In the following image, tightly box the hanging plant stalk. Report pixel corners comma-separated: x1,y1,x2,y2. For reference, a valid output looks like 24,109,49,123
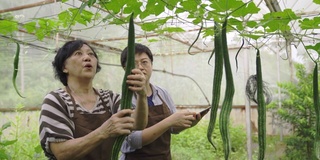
255,49,266,160
313,63,320,159
207,21,224,150
219,18,235,160
12,42,25,98
111,12,135,160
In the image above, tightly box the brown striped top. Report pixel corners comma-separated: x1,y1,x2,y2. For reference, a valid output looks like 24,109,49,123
39,88,121,159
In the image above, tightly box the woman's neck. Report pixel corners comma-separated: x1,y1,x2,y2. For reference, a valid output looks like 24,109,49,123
146,83,153,97
66,83,97,111
67,78,94,94
67,83,94,95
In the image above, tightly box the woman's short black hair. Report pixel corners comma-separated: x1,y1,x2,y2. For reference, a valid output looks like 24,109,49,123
120,43,153,67
52,39,101,86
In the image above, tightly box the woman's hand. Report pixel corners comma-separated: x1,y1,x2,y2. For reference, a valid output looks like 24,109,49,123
191,112,202,127
126,68,147,96
98,109,135,138
169,111,196,128
127,68,148,129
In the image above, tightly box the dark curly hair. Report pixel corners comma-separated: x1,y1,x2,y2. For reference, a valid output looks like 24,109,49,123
120,43,153,68
52,40,101,86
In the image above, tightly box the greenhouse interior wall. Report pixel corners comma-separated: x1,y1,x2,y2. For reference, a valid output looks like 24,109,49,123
1,34,308,135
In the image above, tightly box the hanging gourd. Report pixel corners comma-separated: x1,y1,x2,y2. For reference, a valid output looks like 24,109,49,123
111,12,135,160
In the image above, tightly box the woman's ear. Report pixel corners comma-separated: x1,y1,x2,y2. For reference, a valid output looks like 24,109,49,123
63,69,68,73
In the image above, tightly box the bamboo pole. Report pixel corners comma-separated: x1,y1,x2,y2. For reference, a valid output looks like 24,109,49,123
0,105,258,113
277,40,284,141
0,0,61,14
244,42,253,160
0,107,40,112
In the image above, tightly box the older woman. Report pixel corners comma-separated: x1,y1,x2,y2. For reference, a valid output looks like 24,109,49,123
39,40,148,160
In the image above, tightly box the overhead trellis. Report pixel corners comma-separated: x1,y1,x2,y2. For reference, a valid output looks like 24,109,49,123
1,0,320,159
0,0,319,56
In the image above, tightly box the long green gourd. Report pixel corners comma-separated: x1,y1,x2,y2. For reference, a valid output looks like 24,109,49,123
207,21,224,150
219,18,235,160
13,42,25,98
313,63,320,159
111,13,135,160
256,49,266,160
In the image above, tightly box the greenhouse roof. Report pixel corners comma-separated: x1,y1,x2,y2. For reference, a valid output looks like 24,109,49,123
0,0,319,56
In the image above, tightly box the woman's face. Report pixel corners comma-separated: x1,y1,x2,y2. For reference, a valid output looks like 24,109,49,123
135,52,152,82
63,44,98,81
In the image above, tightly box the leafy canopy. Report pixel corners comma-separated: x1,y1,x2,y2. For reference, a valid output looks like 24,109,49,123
0,0,319,44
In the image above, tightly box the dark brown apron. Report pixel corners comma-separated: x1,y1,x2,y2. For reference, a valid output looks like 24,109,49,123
125,96,172,160
67,87,116,160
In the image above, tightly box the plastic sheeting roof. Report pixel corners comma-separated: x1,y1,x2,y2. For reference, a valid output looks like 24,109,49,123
1,0,319,56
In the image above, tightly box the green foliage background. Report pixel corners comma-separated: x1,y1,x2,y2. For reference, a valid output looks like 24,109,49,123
0,110,44,159
268,63,320,159
1,111,248,160
171,120,247,160
0,111,262,160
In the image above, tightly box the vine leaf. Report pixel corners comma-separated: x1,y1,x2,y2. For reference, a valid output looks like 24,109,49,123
141,0,165,17
180,0,199,12
140,17,172,31
232,1,260,17
305,42,320,57
123,1,143,15
260,9,300,32
100,0,127,14
210,0,244,13
300,17,320,30
35,19,58,40
58,7,95,28
158,27,185,34
240,33,262,40
24,22,37,33
87,0,96,7
0,20,18,35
